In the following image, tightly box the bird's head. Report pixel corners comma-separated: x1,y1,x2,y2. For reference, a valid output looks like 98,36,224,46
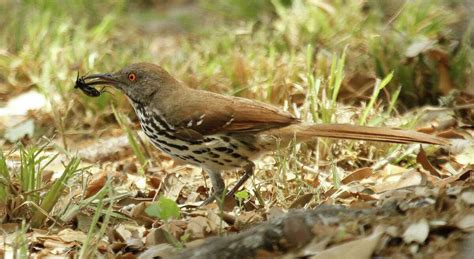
83,63,179,105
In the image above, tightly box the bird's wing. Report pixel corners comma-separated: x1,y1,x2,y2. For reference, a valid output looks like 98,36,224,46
164,90,298,140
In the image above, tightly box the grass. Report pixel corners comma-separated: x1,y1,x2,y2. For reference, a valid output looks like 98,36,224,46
79,180,114,258
0,142,82,227
1,1,469,127
113,105,149,171
359,71,394,126
0,0,471,256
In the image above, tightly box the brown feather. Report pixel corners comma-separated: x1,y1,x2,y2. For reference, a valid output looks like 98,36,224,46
152,88,298,139
265,123,447,145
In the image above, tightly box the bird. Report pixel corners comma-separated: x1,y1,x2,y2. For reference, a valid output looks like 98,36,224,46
81,63,446,205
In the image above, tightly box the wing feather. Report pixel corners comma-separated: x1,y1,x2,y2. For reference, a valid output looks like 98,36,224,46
157,89,298,140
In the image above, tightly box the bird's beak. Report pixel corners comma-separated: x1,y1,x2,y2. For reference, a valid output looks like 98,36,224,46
83,73,119,86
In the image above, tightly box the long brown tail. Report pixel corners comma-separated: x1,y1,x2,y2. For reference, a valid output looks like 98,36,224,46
268,123,447,145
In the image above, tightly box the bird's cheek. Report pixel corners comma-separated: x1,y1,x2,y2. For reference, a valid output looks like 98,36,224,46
124,87,136,98
115,83,127,92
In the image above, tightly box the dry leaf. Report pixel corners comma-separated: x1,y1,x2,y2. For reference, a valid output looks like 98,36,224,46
437,129,465,139
235,211,264,230
125,238,144,251
403,219,429,244
186,216,215,240
43,239,76,249
161,220,186,239
342,167,373,184
457,214,474,231
310,226,385,259
374,169,423,193
456,146,474,166
147,176,162,189
416,147,441,177
85,171,107,198
461,190,474,205
164,174,185,201
290,193,314,209
145,228,168,247
57,229,87,244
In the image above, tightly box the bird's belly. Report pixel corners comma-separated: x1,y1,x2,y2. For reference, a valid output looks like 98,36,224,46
140,124,250,171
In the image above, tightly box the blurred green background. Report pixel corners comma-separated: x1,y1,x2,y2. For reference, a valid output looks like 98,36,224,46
0,0,472,141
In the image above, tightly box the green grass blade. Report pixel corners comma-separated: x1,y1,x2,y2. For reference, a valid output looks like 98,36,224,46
30,157,81,227
112,105,148,170
359,71,394,126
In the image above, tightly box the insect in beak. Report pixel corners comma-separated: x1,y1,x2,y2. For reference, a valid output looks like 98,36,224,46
74,72,114,97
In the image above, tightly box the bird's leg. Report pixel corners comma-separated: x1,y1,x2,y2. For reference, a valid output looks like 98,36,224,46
200,170,225,206
225,161,255,199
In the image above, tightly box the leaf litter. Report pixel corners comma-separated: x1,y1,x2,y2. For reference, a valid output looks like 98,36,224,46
2,101,472,258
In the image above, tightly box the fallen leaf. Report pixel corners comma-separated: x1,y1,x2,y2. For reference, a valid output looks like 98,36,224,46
374,168,423,193
437,129,465,139
130,202,149,218
57,229,87,244
115,224,133,241
163,174,184,201
84,171,107,198
43,239,76,249
234,211,264,230
457,214,474,231
342,167,373,184
207,210,229,229
127,173,147,190
436,168,473,188
456,146,474,166
310,226,385,259
403,219,429,244
290,193,314,209
124,237,144,251
186,216,216,240
146,226,180,247
416,147,441,177
147,176,162,189
461,190,474,205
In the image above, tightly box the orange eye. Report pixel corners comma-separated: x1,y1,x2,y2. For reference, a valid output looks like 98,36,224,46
128,73,137,81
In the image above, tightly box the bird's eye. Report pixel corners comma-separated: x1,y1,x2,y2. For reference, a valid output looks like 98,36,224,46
128,73,137,81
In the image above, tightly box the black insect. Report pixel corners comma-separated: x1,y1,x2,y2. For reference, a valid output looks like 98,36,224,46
75,72,106,97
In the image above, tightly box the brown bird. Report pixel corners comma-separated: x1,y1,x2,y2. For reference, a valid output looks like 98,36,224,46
82,63,446,205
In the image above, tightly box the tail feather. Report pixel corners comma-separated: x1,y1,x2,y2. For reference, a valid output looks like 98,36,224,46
269,123,447,145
